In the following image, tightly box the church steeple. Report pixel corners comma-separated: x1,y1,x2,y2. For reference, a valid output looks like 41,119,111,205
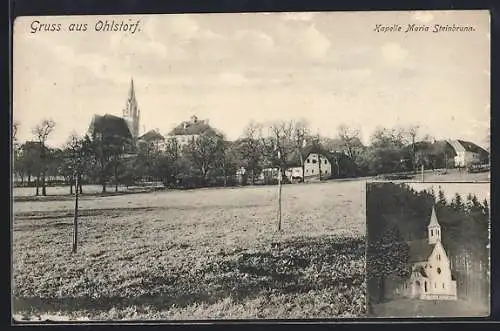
123,77,140,139
427,205,441,245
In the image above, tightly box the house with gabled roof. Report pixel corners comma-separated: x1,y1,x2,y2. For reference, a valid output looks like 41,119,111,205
447,139,489,168
285,144,335,182
166,115,218,147
394,206,458,300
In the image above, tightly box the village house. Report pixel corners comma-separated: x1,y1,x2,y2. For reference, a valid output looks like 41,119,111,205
285,145,334,182
447,139,489,168
393,206,458,300
166,115,217,147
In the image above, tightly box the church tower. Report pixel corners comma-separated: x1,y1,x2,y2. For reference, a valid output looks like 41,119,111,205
427,206,442,245
123,78,140,139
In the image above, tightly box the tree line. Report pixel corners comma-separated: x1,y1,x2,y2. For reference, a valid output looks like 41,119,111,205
13,118,463,196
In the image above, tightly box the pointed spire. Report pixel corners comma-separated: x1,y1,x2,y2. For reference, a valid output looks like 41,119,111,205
129,77,136,102
428,205,440,228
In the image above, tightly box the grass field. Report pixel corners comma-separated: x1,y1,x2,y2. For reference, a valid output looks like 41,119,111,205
12,181,367,321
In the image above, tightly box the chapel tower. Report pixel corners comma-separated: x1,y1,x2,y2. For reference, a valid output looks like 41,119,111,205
428,206,442,245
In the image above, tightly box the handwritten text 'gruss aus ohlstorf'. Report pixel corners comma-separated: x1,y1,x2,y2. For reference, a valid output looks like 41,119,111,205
29,19,142,34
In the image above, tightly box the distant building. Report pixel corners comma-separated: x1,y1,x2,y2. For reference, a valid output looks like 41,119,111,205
285,145,334,182
138,129,166,152
122,78,141,140
166,115,218,147
395,206,458,300
447,139,489,168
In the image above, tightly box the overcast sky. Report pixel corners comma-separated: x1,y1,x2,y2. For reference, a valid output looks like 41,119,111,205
13,10,490,148
408,182,490,205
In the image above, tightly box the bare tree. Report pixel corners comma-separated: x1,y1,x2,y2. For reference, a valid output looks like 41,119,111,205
337,124,363,162
262,121,295,180
32,119,56,196
292,119,310,182
238,121,265,184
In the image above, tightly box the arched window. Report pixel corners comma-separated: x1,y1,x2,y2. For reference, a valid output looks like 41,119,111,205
437,267,441,274
424,281,428,292
442,283,445,289
431,229,434,236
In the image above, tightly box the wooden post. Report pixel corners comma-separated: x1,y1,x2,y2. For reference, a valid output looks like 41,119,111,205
72,171,79,254
277,150,282,232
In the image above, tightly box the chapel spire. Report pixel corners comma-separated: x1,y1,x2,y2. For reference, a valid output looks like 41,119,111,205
427,205,441,245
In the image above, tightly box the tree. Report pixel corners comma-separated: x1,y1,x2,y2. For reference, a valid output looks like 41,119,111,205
292,119,310,182
184,132,225,185
368,127,410,174
262,121,295,180
88,115,132,193
236,122,265,184
337,124,364,163
32,119,56,196
62,134,88,195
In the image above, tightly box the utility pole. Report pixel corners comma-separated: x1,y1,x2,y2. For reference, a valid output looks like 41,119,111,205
421,164,424,182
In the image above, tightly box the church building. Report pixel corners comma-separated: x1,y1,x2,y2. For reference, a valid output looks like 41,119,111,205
395,206,458,300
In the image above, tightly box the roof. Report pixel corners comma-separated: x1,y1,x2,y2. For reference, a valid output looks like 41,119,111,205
287,144,333,167
407,239,435,263
139,130,164,142
88,114,132,139
413,140,457,156
168,116,217,136
428,206,440,228
448,139,489,156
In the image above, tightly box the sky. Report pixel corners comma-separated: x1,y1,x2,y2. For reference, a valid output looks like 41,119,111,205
13,10,490,148
408,182,490,204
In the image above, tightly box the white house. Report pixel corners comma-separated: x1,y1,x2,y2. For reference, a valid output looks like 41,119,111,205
166,115,216,148
447,139,489,168
283,145,334,182
303,152,332,180
395,206,457,300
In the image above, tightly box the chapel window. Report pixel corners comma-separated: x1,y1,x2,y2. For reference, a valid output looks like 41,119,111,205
437,267,442,274
442,283,445,289
312,159,317,164
307,159,310,163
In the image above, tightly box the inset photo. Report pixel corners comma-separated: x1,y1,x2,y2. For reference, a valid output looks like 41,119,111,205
366,182,490,318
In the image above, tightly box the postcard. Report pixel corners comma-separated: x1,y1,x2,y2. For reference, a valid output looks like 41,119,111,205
11,10,490,321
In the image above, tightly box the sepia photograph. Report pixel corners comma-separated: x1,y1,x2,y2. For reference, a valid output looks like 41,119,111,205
366,182,490,318
12,10,489,321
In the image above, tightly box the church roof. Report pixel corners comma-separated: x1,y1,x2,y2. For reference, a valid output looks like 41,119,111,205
428,206,440,228
407,239,435,263
88,114,132,139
